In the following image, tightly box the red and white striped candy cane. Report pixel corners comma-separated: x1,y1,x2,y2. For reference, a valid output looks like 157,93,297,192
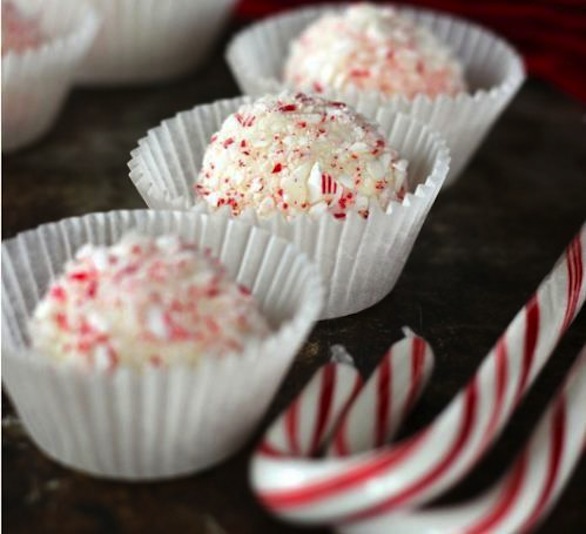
258,345,363,459
251,224,586,524
258,333,434,460
327,329,434,458
341,344,586,534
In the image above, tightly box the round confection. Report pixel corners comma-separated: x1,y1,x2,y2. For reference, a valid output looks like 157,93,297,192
284,3,467,99
196,92,408,220
29,233,271,370
2,1,43,56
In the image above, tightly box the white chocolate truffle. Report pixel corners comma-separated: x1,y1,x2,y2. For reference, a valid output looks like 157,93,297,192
29,233,271,370
284,3,467,99
196,92,408,220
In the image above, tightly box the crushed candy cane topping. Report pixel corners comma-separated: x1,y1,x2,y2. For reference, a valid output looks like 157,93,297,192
29,233,271,370
2,1,43,56
284,3,467,99
196,92,408,219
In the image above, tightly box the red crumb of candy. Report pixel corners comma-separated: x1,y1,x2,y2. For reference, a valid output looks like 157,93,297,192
150,355,163,367
50,286,67,301
312,82,324,93
55,312,68,330
349,68,370,78
235,113,256,127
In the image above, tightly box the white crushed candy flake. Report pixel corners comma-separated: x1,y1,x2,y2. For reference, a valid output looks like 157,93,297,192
196,92,408,220
309,202,328,216
91,249,109,271
330,344,355,366
93,345,112,372
76,243,94,259
29,233,270,370
86,312,108,332
146,305,169,339
338,174,354,189
394,159,408,172
284,3,467,100
155,234,180,251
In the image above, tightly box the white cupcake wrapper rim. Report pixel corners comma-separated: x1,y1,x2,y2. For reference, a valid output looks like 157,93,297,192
2,0,100,152
225,3,526,183
127,96,450,319
77,0,239,85
2,210,323,480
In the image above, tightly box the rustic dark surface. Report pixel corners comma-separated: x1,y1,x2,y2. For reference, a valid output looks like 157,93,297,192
2,27,586,534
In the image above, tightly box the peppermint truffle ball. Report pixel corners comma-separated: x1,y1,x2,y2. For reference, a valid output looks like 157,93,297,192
284,3,467,99
29,234,271,370
196,92,408,220
2,1,43,56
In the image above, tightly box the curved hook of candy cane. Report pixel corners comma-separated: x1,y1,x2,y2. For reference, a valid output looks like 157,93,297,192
251,224,586,525
256,345,364,460
327,329,435,457
254,333,433,488
339,344,586,534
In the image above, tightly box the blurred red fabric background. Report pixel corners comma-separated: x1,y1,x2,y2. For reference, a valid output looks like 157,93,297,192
235,0,586,103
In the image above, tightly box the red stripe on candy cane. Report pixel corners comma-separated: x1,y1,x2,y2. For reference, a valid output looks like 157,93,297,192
569,237,581,327
562,236,583,332
464,451,529,534
330,335,433,458
261,433,427,509
483,339,508,445
320,174,337,195
331,374,368,456
352,348,585,534
346,379,479,521
310,364,337,454
286,397,300,456
375,354,392,448
521,397,567,532
404,337,426,415
252,226,585,526
515,296,540,405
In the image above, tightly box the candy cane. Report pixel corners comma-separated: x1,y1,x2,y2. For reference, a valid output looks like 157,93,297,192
327,329,434,458
258,345,363,459
258,333,434,460
251,224,586,524
341,344,586,534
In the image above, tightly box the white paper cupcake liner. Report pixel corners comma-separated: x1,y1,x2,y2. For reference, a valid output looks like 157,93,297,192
77,0,238,85
1,210,323,480
127,96,450,319
2,0,100,152
225,3,525,184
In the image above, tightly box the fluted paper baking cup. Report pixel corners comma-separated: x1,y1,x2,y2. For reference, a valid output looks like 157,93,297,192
77,0,238,85
1,210,323,480
127,96,449,319
225,3,525,184
2,0,100,152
